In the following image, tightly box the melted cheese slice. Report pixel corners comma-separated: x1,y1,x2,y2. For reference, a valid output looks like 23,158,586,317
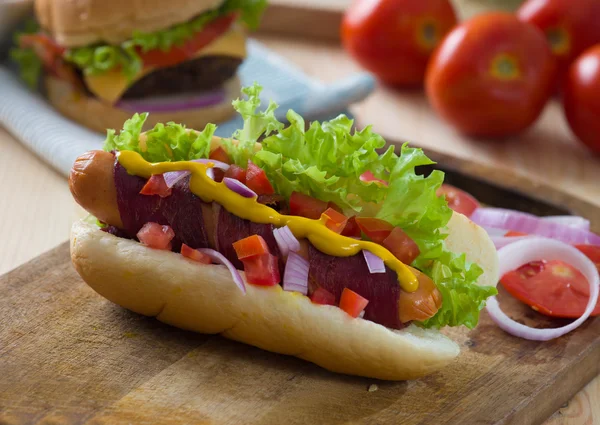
84,27,247,104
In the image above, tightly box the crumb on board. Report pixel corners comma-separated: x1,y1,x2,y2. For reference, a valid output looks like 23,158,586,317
368,384,378,392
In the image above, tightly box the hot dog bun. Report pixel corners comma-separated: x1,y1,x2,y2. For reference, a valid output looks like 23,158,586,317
72,217,485,380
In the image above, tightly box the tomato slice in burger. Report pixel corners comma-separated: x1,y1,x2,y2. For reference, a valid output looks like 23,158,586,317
501,259,600,318
138,13,237,68
436,184,480,217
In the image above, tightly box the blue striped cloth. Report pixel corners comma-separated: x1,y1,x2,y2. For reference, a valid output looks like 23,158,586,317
0,40,375,176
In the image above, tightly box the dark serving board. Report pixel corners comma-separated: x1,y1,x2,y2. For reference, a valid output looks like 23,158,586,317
1,156,599,425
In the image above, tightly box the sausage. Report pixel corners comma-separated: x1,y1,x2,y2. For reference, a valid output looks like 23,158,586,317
69,150,123,228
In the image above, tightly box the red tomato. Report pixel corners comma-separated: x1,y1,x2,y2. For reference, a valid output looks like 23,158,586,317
562,45,600,154
140,174,172,198
322,208,348,234
246,161,274,195
436,184,479,217
136,222,175,250
575,244,600,273
355,217,394,244
232,235,270,260
505,230,529,237
138,14,236,68
341,0,457,86
517,0,600,87
426,13,556,137
382,227,420,265
242,253,281,286
310,287,336,306
224,164,247,182
501,259,600,318
341,216,362,238
289,191,328,219
339,288,369,318
359,170,388,186
209,146,231,164
181,244,211,264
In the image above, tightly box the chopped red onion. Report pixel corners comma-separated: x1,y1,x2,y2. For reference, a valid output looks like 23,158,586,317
223,177,257,198
471,208,600,245
283,251,309,295
191,158,230,171
196,248,246,294
273,225,301,257
363,250,385,273
486,237,599,341
163,171,190,188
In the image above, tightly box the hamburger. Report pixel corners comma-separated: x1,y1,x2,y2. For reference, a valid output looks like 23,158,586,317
11,0,267,132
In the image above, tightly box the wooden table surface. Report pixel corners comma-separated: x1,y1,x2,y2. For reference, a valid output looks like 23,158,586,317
1,6,599,424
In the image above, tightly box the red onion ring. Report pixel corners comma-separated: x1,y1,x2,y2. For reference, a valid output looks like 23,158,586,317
363,250,385,274
471,208,600,245
486,237,599,341
196,248,246,294
115,89,226,113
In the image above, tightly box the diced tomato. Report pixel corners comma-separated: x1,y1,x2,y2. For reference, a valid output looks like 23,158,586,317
181,243,211,264
359,170,388,186
136,222,175,250
339,288,369,318
505,230,528,237
242,253,280,286
289,191,329,219
322,208,348,234
326,201,343,214
257,194,285,206
355,217,394,244
246,161,274,195
436,184,480,217
138,14,237,68
233,235,270,260
382,227,420,265
209,146,231,164
501,259,600,318
576,245,600,273
140,174,172,198
341,216,361,238
310,287,336,305
224,164,247,182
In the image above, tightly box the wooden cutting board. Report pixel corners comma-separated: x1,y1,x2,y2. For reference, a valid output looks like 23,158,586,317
1,218,599,424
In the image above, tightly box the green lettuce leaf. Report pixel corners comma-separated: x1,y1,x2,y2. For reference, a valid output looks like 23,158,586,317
104,112,215,162
9,20,43,88
64,0,267,77
103,83,497,329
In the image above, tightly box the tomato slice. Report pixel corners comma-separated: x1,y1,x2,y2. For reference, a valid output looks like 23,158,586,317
140,174,172,197
246,161,274,195
382,227,420,265
501,259,600,318
19,33,65,67
233,235,270,260
322,207,348,234
398,267,442,323
355,217,394,244
136,222,175,250
359,170,388,186
310,287,336,305
575,245,600,273
138,14,237,68
224,164,247,182
339,288,369,318
181,243,211,264
289,191,329,219
436,184,480,217
209,146,231,164
242,253,280,286
341,216,361,238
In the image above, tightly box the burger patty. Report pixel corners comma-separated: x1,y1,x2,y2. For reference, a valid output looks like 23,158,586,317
121,56,243,99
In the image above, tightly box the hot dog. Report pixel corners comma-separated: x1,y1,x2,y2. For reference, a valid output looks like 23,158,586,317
69,84,499,380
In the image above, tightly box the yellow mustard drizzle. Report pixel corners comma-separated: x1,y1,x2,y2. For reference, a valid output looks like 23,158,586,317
117,151,419,292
